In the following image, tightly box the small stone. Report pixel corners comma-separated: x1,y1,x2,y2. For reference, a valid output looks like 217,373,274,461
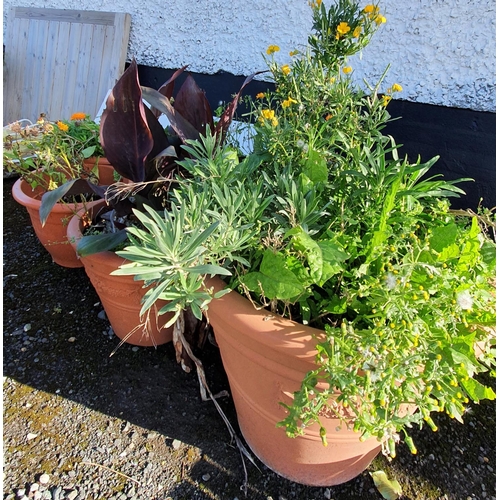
428,453,435,460
52,486,62,500
27,433,38,440
16,489,26,498
30,484,40,492
24,323,32,332
33,492,42,500
97,310,107,320
201,473,211,481
483,456,489,463
172,439,182,450
68,470,76,478
68,337,76,343
39,473,50,485
42,491,52,500
324,489,331,499
66,490,78,500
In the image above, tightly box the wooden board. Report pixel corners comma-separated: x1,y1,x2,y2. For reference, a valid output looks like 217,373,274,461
3,7,131,125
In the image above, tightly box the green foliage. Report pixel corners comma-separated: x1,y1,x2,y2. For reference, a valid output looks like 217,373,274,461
3,114,103,192
113,0,496,460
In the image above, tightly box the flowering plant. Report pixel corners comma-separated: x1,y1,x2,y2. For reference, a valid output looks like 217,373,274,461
108,0,496,459
3,113,103,192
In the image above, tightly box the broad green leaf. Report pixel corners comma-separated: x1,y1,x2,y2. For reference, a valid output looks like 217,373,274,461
480,240,496,267
302,148,328,184
317,240,348,283
286,227,323,283
240,249,304,300
369,471,402,500
430,223,458,252
461,377,496,402
76,230,128,256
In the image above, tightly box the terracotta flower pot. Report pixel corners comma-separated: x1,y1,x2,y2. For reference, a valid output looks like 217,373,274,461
66,201,173,347
83,156,116,185
205,276,381,487
12,177,85,268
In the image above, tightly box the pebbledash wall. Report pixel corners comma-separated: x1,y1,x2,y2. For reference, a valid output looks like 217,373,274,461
3,0,495,208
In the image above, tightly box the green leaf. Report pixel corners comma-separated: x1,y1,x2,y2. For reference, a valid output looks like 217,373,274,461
76,230,128,256
461,377,496,403
240,249,304,300
369,471,402,500
185,264,232,276
430,223,458,253
302,148,328,184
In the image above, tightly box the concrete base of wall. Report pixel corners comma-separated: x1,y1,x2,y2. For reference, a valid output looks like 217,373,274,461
138,65,496,210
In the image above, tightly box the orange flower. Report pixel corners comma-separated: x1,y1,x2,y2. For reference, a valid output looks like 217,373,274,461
256,92,266,99
56,121,69,132
70,112,87,121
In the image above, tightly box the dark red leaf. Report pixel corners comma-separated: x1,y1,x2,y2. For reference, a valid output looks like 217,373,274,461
214,71,265,144
100,59,152,182
174,74,214,135
151,65,189,119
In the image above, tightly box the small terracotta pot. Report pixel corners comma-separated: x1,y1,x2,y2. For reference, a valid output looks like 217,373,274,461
66,201,173,347
12,177,85,268
83,157,116,185
205,276,381,486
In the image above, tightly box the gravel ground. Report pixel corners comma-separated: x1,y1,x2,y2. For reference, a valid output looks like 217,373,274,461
3,177,497,500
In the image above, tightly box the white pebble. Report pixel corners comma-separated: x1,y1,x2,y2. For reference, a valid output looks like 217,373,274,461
33,491,42,500
29,483,39,492
39,473,50,485
202,473,211,481
27,433,38,441
68,337,76,343
172,439,182,450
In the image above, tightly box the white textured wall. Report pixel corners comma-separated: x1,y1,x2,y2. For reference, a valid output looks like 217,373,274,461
3,0,495,111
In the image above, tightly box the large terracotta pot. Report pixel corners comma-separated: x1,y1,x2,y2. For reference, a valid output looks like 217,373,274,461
205,276,381,487
83,156,116,185
66,202,173,347
12,177,85,268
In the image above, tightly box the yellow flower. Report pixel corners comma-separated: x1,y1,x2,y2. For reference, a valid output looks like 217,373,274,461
271,117,278,127
256,92,265,99
363,4,379,14
282,97,297,108
381,95,391,107
289,50,299,57
266,45,280,55
281,64,291,75
392,83,403,92
70,112,87,121
353,25,362,38
375,14,386,25
56,121,69,132
342,66,352,74
336,22,351,36
47,179,58,191
261,109,275,120
308,0,321,8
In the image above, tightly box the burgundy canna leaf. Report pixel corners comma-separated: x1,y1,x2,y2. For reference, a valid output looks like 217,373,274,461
151,65,189,119
174,74,214,135
100,59,152,182
141,86,200,143
214,71,266,144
